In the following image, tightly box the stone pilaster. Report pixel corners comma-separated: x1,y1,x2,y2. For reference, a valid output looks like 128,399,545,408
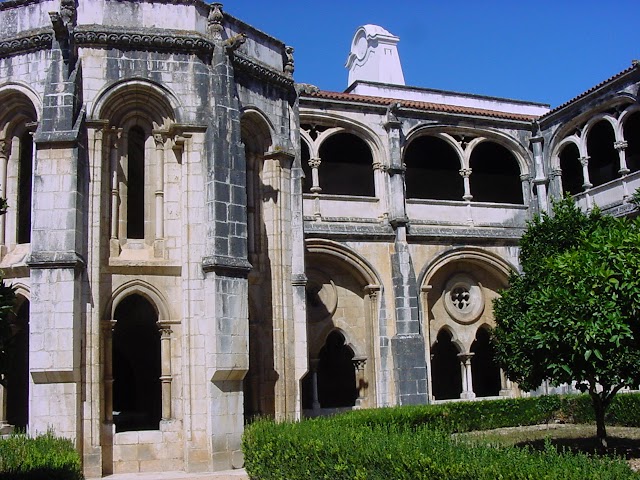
384,106,428,406
28,0,86,442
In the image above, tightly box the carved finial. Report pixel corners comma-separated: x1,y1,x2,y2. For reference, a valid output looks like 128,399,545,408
284,46,295,77
60,0,76,29
208,3,224,40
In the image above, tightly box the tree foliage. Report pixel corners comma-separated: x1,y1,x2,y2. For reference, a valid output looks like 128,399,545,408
492,197,640,446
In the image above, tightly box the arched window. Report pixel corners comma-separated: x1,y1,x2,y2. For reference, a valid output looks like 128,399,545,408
318,133,374,196
470,327,501,397
623,112,640,174
469,142,523,204
404,135,463,200
16,132,32,244
317,331,357,408
126,126,145,240
6,299,29,430
559,143,583,195
587,120,618,187
430,329,462,400
113,294,161,432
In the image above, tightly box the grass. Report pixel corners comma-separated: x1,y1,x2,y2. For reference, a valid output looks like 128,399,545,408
459,424,640,472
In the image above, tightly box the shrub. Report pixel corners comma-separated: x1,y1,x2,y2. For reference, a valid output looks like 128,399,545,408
244,394,640,480
0,431,83,480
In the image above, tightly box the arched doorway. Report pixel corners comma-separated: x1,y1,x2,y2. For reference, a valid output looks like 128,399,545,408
430,329,462,400
470,327,501,397
112,294,161,432
6,299,29,430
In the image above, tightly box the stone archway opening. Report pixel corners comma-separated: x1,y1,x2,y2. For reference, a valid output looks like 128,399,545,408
318,132,374,196
470,327,501,397
6,299,29,430
559,142,582,195
587,120,618,187
317,331,358,408
113,294,161,432
624,112,640,174
404,135,463,200
430,329,462,400
469,141,523,203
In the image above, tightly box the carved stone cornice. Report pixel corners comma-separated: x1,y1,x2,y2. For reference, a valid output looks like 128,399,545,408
73,26,214,55
232,51,294,90
0,30,53,57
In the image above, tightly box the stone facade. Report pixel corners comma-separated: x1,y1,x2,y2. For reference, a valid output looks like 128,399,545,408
0,0,639,477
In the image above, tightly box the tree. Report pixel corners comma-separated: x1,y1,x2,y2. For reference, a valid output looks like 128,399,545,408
493,198,640,448
0,197,16,388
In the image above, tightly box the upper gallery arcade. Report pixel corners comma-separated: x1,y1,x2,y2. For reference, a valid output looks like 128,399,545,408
0,0,639,477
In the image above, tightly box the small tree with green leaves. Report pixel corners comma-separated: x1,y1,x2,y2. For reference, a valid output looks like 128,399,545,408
493,197,640,448
0,197,16,388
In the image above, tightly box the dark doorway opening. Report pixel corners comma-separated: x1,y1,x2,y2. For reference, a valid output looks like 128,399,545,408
317,331,357,408
470,327,501,397
318,133,374,197
113,294,161,432
17,132,33,244
6,299,29,430
431,329,462,400
469,142,523,203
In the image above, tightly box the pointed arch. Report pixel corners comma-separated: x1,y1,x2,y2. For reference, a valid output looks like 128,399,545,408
106,280,172,322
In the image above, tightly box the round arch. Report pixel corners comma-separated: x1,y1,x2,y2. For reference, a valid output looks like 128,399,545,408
299,112,386,163
241,107,275,154
404,124,531,176
91,78,182,126
0,83,41,127
583,113,620,143
419,247,516,290
305,238,381,289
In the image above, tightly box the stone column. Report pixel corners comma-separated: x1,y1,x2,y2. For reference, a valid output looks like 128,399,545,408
310,358,320,412
353,357,367,407
308,157,322,221
101,320,116,424
615,140,629,175
158,322,173,420
549,168,563,199
153,133,166,254
109,128,122,257
460,168,472,201
530,135,548,212
579,156,592,189
0,139,8,246
373,161,388,220
458,353,475,400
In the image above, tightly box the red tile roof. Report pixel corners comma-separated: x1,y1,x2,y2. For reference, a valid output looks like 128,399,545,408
543,64,640,117
301,90,539,122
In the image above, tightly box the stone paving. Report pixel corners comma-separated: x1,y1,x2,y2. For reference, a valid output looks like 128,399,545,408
88,469,248,480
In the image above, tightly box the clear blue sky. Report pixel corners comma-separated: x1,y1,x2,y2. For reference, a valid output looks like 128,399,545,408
227,0,640,107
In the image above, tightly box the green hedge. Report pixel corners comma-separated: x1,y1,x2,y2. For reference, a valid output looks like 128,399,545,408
0,432,83,480
243,394,640,480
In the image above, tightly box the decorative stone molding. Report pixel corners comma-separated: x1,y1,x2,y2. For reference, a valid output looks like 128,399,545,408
443,273,485,325
614,140,628,151
232,52,295,89
0,31,53,56
307,158,321,169
74,27,214,55
202,254,252,277
372,162,388,172
550,168,562,178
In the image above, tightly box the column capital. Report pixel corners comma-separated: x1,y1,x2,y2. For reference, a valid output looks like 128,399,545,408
0,139,6,159
550,168,562,178
614,140,628,151
372,161,388,172
364,284,381,298
579,156,590,167
459,168,472,178
352,356,367,371
308,157,321,169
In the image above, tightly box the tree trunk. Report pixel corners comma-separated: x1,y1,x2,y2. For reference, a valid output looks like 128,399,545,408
590,393,608,449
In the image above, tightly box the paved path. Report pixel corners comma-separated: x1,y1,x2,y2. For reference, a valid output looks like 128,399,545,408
89,469,248,480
